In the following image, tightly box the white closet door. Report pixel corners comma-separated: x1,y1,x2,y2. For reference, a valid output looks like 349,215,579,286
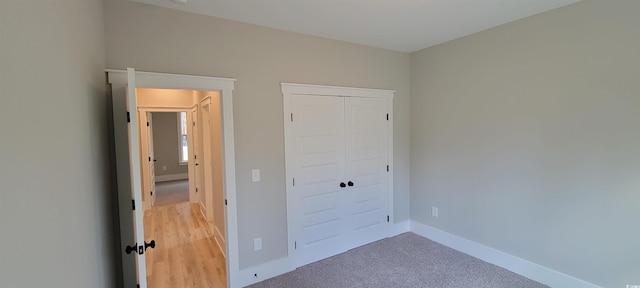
291,95,347,267
344,97,389,249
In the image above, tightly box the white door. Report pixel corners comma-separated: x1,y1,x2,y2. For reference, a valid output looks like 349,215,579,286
112,68,149,288
200,99,214,221
344,97,389,249
137,111,150,211
147,112,156,206
291,95,347,267
191,106,200,202
290,95,389,267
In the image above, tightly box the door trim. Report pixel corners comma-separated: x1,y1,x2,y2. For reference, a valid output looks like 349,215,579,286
281,83,395,270
107,69,239,288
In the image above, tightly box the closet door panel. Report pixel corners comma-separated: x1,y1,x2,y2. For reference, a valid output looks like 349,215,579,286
344,97,389,249
291,95,347,266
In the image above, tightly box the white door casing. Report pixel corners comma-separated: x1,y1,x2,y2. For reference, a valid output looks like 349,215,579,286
107,69,238,288
283,83,394,269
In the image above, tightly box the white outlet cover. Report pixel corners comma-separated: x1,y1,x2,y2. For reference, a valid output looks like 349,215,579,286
252,169,260,182
432,207,439,218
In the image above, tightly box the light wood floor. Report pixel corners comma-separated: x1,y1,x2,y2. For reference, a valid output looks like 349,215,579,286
144,202,227,288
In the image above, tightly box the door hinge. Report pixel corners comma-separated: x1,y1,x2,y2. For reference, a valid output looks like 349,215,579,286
225,199,228,205
386,165,389,172
194,154,197,160
127,112,131,123
293,178,295,186
193,121,195,126
148,156,151,162
146,122,149,127
291,113,294,122
387,215,390,222
294,241,297,250
150,191,153,196
386,113,389,121
196,188,198,192
132,199,135,210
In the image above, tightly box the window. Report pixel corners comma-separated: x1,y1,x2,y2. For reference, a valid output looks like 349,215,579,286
178,112,188,164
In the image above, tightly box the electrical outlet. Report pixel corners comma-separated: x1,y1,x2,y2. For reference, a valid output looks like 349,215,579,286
432,207,439,218
252,169,260,182
254,237,262,251
162,165,167,171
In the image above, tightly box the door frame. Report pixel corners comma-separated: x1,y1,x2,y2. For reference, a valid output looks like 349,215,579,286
281,82,395,270
108,69,239,288
138,108,196,209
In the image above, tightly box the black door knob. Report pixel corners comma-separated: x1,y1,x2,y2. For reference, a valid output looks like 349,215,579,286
347,181,354,187
125,243,137,254
144,240,155,251
340,182,346,188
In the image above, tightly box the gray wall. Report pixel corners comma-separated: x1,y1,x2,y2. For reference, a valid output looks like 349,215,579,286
152,112,189,177
0,0,114,287
410,1,640,287
105,0,411,269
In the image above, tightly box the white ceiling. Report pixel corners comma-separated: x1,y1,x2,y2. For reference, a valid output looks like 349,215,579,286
132,0,581,53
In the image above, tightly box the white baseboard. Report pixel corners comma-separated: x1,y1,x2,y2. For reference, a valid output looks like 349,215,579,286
237,257,293,288
390,220,410,236
410,221,601,288
155,173,188,182
214,225,226,258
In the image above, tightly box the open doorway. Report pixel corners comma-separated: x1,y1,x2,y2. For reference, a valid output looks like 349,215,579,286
136,88,227,287
108,69,239,288
149,112,189,207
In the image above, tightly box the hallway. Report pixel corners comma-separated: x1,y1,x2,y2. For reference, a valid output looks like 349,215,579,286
144,202,226,288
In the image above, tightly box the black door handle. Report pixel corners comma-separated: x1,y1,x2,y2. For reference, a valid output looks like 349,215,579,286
144,240,156,251
125,243,137,254
347,181,354,187
340,182,346,188
153,159,157,162
125,240,155,255
195,163,199,166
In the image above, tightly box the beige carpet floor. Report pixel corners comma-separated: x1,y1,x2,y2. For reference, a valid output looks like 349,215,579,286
249,232,549,288
154,180,189,206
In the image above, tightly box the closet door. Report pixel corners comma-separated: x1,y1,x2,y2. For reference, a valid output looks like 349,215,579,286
344,97,389,249
291,95,347,267
288,90,391,268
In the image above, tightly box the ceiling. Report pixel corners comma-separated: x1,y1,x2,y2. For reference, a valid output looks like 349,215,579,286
132,0,581,53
